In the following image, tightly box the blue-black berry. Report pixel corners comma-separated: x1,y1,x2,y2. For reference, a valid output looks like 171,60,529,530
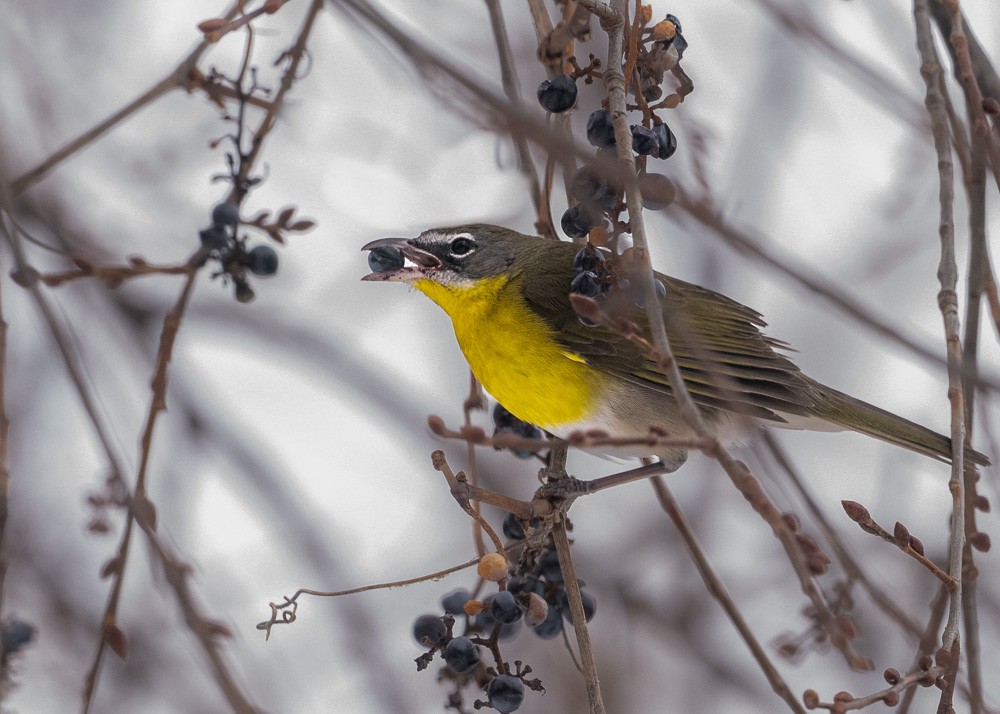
412,614,447,647
443,636,480,673
1,620,35,655
234,278,255,304
509,576,543,597
586,109,616,149
493,403,517,430
532,602,564,640
441,588,472,615
633,278,667,308
244,245,279,276
638,173,677,210
536,549,562,582
559,587,598,623
475,609,521,640
487,674,525,713
502,513,526,541
573,245,606,274
537,74,578,113
490,591,524,624
631,125,659,156
570,168,609,203
199,227,230,251
670,30,688,58
211,202,241,229
367,246,404,274
561,203,602,239
652,122,677,160
570,271,601,299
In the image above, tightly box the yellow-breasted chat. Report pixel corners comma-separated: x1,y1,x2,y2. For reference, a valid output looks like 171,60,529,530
362,224,990,471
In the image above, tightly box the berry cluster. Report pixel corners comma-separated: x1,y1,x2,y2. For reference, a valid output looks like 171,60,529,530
199,202,280,303
503,513,598,641
411,521,598,712
569,243,666,323
492,403,544,459
534,13,687,240
413,576,543,709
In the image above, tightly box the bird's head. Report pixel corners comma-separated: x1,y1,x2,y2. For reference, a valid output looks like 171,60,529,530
361,224,536,288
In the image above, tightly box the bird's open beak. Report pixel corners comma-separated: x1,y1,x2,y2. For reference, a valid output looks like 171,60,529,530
360,237,442,282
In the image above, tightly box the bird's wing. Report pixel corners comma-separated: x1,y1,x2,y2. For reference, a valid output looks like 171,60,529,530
522,266,821,423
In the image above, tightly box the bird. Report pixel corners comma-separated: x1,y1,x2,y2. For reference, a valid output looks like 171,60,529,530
362,223,990,471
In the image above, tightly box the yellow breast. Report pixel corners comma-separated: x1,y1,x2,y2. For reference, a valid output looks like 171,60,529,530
413,275,600,429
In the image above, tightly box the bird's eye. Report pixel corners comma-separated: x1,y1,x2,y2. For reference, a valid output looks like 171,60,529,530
449,236,475,256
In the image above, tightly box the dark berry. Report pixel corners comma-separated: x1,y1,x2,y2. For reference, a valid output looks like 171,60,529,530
512,420,542,441
502,513,526,541
671,31,688,58
508,576,544,597
199,227,230,251
536,74,578,113
490,590,524,624
494,426,537,459
570,271,601,299
573,245,606,274
633,278,667,308
443,636,480,673
441,588,472,615
560,203,603,239
536,549,562,582
487,674,525,713
570,168,609,203
475,610,521,640
412,614,447,647
492,403,517,430
652,122,677,160
559,587,598,623
1,620,35,654
234,279,255,303
631,125,659,156
586,109,616,149
244,245,279,277
638,172,677,210
532,602,564,640
367,246,404,274
211,202,241,229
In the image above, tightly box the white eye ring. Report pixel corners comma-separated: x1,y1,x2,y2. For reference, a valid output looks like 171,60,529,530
448,234,476,257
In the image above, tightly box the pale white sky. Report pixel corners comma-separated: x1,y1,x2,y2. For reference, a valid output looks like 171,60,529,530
1,1,997,712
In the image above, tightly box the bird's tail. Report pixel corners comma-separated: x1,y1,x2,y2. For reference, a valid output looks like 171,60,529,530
809,382,990,467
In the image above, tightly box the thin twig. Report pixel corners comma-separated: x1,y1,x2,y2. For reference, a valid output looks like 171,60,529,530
912,0,965,662
256,552,491,638
552,520,606,714
484,0,543,214
760,434,924,640
651,476,806,714
431,450,505,553
840,500,958,590
9,3,244,196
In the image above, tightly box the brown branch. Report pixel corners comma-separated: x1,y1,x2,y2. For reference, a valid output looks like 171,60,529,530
912,0,965,661
484,0,543,214
431,450,505,553
651,476,806,714
840,500,958,590
9,2,245,196
30,257,194,288
552,520,606,714
760,434,924,640
229,0,325,204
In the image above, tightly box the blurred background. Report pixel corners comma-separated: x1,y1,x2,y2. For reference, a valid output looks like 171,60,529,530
0,0,997,712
